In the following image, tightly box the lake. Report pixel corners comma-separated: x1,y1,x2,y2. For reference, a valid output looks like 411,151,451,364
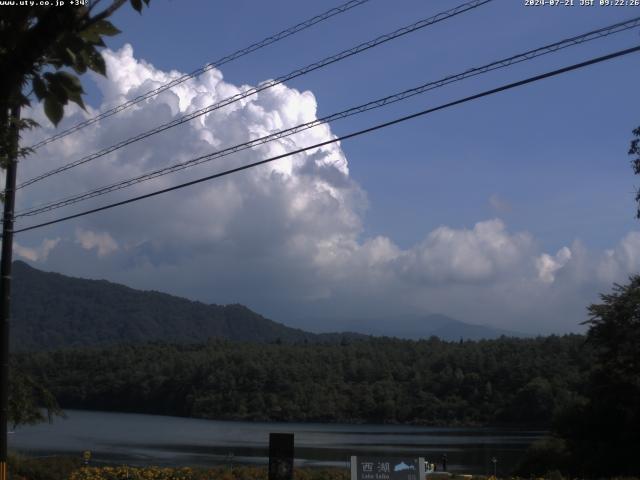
9,410,544,474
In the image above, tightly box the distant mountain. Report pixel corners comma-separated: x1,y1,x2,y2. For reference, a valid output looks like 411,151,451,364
10,261,365,351
298,313,526,341
427,316,526,341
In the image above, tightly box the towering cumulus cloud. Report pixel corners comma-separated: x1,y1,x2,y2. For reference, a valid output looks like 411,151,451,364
11,45,640,334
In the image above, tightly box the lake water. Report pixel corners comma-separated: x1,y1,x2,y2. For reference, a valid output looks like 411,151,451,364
9,410,544,474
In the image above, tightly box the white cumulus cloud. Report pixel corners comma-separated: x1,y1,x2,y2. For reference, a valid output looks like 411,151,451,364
10,44,640,335
75,228,118,258
14,238,60,263
399,219,533,284
536,246,572,284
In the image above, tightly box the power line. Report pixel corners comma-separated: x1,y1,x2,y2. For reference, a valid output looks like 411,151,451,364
17,0,493,191
14,15,640,219
20,0,490,189
10,44,640,236
28,0,373,150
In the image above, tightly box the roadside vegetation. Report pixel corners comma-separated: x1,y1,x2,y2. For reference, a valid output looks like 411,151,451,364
15,457,640,480
7,460,350,480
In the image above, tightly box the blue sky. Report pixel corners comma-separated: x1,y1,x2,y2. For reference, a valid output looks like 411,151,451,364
106,0,640,250
12,0,640,335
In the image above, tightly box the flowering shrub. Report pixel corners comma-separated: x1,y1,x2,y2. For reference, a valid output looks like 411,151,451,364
69,466,350,480
70,466,198,480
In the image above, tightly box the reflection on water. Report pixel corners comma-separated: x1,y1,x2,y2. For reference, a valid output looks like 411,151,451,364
9,410,545,474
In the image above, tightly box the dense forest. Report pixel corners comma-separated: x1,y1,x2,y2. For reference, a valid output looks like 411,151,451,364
11,261,367,350
16,335,591,426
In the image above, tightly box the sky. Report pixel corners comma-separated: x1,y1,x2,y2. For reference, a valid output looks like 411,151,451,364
9,0,640,335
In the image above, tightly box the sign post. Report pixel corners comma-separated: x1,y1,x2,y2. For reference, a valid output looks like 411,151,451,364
351,456,426,480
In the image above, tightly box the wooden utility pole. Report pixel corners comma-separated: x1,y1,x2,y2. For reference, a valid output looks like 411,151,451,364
0,103,20,480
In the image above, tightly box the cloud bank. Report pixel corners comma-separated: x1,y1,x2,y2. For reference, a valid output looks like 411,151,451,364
10,44,640,335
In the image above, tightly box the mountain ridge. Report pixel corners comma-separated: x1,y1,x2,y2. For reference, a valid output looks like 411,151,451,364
11,261,365,351
10,261,522,351
297,313,526,341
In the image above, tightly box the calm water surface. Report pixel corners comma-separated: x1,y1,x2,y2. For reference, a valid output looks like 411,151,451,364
9,410,544,474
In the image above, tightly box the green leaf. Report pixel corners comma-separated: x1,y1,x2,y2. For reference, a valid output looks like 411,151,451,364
88,50,106,76
130,0,143,12
67,89,86,111
79,29,99,43
91,36,106,48
72,55,87,74
32,75,47,100
91,20,121,37
46,77,69,104
62,47,76,65
44,96,64,126
54,71,83,93
78,27,106,46
50,71,86,111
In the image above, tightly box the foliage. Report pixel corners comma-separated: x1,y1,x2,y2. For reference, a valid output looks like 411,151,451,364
16,334,592,427
571,278,639,475
8,453,82,480
515,437,571,477
1,0,151,429
631,126,640,218
13,458,640,480
535,276,640,476
516,125,640,477
585,277,640,383
0,0,151,130
68,465,349,480
8,368,63,427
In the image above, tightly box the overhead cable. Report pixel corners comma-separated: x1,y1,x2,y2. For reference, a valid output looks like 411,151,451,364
17,0,493,190
15,16,640,219
11,44,640,236
28,0,373,150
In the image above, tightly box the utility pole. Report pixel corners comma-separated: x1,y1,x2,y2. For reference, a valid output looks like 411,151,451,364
0,103,20,480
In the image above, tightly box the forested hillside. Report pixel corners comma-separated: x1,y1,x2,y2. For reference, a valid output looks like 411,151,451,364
17,335,591,426
12,261,523,350
11,261,364,350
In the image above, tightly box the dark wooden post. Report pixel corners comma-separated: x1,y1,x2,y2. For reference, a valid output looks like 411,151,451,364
268,433,294,480
0,103,20,480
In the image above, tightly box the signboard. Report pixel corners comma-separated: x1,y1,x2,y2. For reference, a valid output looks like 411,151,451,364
268,433,294,480
351,457,425,480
